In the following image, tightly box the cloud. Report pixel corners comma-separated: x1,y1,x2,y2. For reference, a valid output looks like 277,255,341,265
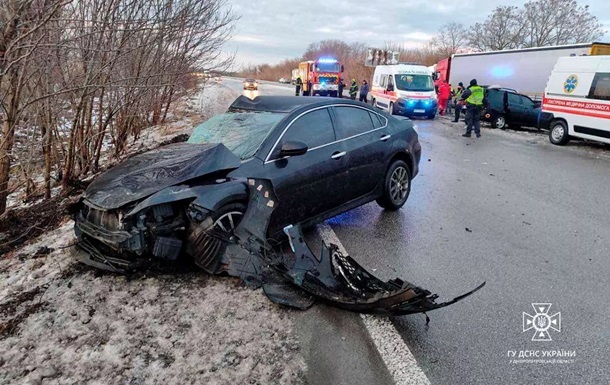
225,0,610,67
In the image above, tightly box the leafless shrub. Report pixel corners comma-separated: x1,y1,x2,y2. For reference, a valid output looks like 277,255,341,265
0,0,238,214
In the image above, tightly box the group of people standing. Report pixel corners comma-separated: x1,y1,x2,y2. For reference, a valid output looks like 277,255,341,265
344,79,369,102
295,77,369,102
437,79,485,138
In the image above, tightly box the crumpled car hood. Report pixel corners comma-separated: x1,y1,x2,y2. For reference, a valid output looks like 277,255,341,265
85,143,241,210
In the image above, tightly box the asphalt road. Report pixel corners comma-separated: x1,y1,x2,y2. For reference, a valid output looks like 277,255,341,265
328,119,610,384
219,77,610,384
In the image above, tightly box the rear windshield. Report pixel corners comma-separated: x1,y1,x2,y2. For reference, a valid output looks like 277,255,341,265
188,112,286,159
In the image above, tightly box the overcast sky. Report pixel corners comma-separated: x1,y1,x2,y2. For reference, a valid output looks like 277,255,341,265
224,0,610,68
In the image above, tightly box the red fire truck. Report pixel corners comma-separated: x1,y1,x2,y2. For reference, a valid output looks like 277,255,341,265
298,58,344,96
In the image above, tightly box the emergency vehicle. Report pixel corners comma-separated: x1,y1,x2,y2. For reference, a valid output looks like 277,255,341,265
298,58,343,96
543,56,610,146
371,64,437,118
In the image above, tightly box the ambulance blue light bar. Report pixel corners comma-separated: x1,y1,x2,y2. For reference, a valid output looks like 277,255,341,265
318,58,338,63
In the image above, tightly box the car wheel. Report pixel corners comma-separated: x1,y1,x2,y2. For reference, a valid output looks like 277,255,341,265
491,115,506,129
389,102,395,115
549,120,570,145
187,202,246,274
372,98,376,107
377,160,412,210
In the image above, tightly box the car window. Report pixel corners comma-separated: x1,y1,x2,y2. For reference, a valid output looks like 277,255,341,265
522,96,535,108
507,93,523,105
588,73,610,101
369,112,385,128
188,112,286,159
275,108,335,156
486,90,504,108
334,106,375,139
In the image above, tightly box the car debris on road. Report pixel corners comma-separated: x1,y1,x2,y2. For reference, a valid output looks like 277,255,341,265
74,175,485,316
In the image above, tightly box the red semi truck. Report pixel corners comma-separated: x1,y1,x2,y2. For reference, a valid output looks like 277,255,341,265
433,42,610,98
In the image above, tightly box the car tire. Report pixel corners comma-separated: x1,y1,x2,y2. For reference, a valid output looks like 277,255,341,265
389,102,395,115
549,120,570,145
188,202,246,274
377,160,412,211
372,98,376,108
491,115,506,129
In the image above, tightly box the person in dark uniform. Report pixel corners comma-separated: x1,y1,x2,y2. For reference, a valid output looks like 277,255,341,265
359,80,369,103
338,78,345,98
295,76,302,96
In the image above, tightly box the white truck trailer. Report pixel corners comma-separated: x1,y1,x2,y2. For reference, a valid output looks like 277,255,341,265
445,42,610,99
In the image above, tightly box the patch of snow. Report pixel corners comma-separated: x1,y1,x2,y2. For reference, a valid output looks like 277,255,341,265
0,221,306,384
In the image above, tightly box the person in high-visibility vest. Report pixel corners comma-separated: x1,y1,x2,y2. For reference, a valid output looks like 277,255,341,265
349,79,358,100
460,79,485,138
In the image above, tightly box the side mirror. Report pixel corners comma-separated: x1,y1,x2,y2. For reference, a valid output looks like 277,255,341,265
341,65,344,73
279,141,308,157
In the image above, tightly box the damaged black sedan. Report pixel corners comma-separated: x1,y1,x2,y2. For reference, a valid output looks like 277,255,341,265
74,96,422,274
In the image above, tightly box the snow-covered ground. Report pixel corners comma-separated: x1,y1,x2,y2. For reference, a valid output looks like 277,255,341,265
0,83,307,385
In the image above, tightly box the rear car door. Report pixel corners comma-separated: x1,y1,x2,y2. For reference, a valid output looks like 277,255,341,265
507,92,525,124
520,96,539,127
266,107,349,228
331,106,391,201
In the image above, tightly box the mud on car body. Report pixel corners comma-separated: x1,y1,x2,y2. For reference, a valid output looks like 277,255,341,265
74,96,422,274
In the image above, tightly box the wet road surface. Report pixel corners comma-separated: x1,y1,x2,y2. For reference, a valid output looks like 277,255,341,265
216,78,610,383
328,118,610,384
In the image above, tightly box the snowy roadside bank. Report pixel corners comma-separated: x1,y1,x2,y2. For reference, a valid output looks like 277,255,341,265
0,83,307,385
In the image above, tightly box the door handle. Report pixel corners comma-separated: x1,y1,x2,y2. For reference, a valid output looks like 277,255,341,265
331,151,346,160
380,134,391,142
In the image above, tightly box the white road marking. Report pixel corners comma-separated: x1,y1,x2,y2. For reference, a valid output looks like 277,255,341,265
316,223,432,385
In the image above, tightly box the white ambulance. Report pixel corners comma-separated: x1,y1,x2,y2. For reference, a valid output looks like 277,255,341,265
543,56,610,145
370,64,437,119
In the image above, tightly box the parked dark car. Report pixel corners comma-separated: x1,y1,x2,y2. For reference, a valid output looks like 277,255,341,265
482,86,553,130
73,96,421,273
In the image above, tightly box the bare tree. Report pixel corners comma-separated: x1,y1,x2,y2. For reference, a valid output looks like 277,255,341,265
521,0,604,47
430,23,468,57
0,0,237,215
467,6,526,51
0,0,67,214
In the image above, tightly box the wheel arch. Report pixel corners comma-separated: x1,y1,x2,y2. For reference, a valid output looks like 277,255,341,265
387,151,414,178
551,117,569,131
190,180,248,212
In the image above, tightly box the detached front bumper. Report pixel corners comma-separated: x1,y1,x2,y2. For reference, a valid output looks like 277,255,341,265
395,98,437,117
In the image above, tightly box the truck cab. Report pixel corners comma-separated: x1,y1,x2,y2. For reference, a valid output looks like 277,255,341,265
298,58,343,97
370,64,437,119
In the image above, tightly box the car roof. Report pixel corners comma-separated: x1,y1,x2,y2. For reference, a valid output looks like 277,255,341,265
228,95,372,113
